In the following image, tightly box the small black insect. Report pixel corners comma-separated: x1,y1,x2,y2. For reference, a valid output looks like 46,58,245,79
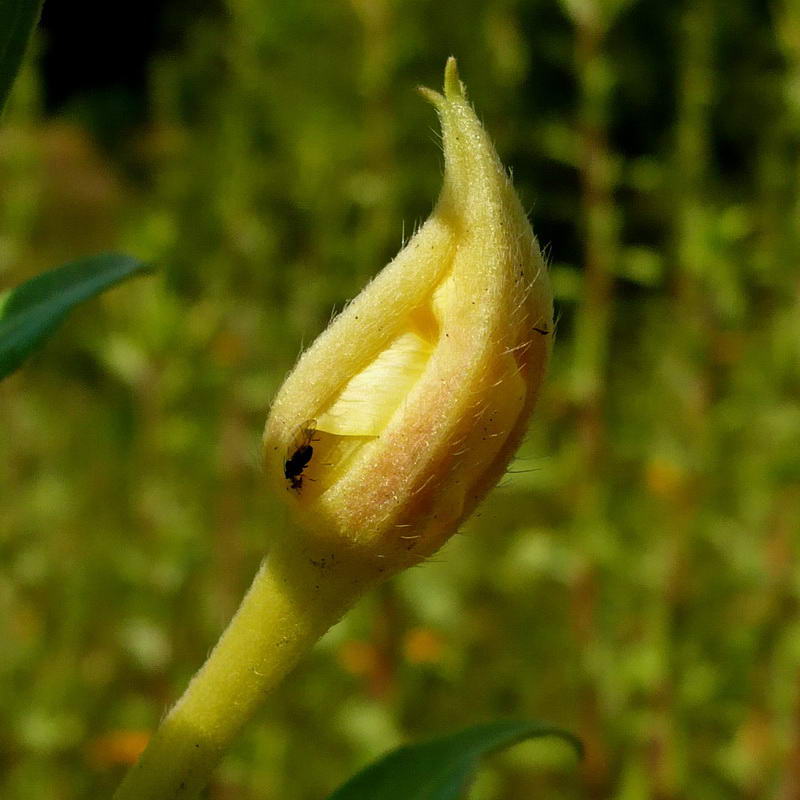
533,325,550,336
284,420,317,491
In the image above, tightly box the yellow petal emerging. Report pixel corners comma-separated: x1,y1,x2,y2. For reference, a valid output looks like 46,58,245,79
263,57,552,574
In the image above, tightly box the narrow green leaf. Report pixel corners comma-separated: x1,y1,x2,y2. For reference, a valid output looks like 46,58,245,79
326,720,582,800
0,253,151,380
0,0,44,113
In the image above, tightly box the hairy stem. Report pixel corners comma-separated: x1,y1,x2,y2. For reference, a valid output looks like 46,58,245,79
114,539,376,800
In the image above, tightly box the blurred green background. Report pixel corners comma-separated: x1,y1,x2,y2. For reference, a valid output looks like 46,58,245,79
2,0,800,797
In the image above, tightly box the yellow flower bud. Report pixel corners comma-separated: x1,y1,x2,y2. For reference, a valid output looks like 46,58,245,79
263,57,552,574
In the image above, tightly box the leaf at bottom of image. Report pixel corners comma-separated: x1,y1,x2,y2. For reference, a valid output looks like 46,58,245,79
325,719,582,800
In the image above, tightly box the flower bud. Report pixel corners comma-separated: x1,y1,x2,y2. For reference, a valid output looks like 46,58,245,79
263,57,552,574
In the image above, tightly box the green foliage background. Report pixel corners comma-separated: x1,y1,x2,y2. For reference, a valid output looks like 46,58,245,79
2,0,800,797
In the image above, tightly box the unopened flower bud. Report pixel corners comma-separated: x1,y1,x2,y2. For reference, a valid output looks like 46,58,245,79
263,57,552,575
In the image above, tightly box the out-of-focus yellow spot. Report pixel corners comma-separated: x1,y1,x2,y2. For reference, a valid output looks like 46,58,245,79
212,327,248,367
711,331,745,366
87,730,151,768
403,627,445,664
645,458,685,501
337,640,380,677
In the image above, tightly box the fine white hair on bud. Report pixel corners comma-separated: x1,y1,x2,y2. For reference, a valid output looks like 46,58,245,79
263,57,553,575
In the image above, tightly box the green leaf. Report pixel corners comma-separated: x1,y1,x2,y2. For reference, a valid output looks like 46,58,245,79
326,720,582,800
0,0,44,113
0,253,151,380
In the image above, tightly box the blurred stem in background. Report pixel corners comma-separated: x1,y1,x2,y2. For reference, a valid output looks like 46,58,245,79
768,4,800,796
560,0,621,794
351,0,400,268
648,1,716,796
782,0,800,234
674,0,713,315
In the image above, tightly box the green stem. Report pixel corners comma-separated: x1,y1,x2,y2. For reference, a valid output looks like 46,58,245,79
114,539,376,800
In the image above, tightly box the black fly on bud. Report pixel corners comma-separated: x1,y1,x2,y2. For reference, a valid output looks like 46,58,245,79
284,419,317,491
